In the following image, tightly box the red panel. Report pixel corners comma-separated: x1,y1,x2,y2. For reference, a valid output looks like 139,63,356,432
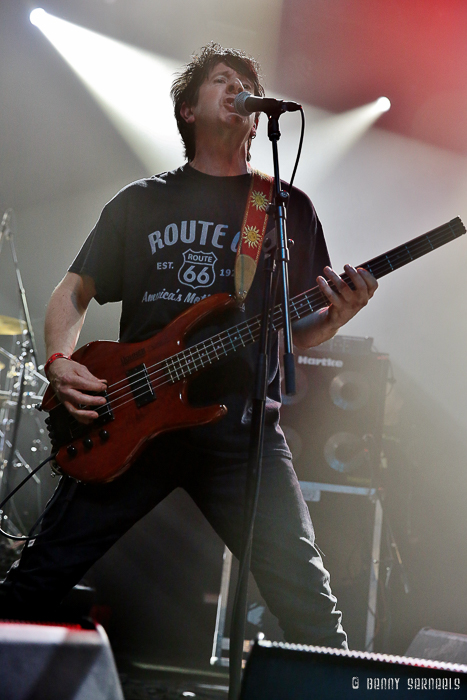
276,0,467,153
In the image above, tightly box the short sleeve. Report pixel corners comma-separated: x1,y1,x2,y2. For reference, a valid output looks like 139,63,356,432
69,193,126,305
286,186,331,298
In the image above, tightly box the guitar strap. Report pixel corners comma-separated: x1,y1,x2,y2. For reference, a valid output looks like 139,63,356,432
234,169,274,303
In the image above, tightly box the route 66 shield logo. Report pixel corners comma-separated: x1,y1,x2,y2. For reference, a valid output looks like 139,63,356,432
178,249,217,289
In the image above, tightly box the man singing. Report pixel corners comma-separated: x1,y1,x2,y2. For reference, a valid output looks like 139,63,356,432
1,43,377,649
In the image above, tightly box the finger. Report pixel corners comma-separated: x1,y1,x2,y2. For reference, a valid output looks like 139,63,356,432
317,275,345,306
64,388,107,407
78,365,108,386
62,375,107,394
357,268,378,295
71,366,108,389
343,265,368,291
322,267,354,302
62,401,101,424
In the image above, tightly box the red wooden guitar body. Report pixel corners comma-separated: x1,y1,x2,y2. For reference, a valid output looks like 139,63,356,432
41,293,235,483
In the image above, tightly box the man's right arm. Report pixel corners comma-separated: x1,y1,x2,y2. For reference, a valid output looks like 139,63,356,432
44,272,107,424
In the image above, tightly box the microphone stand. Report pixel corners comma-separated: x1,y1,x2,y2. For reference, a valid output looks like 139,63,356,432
228,106,296,700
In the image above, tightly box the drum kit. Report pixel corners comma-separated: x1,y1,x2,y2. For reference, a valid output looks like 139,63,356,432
0,210,52,575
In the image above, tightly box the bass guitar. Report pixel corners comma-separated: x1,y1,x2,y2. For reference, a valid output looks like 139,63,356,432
42,217,465,483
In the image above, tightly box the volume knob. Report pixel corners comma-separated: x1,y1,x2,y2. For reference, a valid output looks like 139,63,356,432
66,445,78,458
99,429,110,442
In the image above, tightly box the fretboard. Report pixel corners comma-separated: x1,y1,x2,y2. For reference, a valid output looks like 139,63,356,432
163,217,465,383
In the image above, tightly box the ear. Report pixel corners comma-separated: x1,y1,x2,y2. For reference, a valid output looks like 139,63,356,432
180,101,195,124
250,116,258,139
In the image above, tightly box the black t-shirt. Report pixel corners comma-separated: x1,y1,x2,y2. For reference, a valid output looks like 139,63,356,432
69,164,330,456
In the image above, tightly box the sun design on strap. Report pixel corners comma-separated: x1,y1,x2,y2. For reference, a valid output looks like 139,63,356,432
243,225,261,247
250,190,269,211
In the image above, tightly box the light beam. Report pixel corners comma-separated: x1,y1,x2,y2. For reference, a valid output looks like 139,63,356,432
29,8,182,171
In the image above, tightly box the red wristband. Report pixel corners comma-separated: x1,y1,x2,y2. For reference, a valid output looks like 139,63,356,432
44,352,70,376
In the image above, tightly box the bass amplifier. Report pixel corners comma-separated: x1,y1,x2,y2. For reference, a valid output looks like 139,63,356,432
281,336,389,487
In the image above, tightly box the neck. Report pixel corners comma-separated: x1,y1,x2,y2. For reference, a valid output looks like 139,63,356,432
189,132,250,176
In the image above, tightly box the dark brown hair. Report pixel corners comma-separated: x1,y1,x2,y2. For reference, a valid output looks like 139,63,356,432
170,42,265,162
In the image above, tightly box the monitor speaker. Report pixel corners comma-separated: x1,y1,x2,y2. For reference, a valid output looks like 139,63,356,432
406,628,467,665
281,337,389,486
240,639,467,699
0,620,124,700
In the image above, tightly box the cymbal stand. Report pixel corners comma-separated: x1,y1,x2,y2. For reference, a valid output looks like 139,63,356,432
0,209,40,544
0,210,38,366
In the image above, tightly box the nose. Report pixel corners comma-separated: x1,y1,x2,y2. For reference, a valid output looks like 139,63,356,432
228,76,245,94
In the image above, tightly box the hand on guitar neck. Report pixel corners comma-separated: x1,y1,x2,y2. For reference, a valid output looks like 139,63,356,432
293,264,378,349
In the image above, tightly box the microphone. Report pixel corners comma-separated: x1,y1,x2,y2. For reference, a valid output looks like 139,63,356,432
234,91,301,117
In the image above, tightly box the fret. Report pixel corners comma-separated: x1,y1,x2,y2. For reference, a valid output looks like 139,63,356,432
183,348,196,373
164,358,178,383
425,235,435,251
410,238,437,261
217,339,227,356
290,298,300,320
177,353,191,377
176,351,191,376
389,247,412,268
191,344,205,370
246,324,255,343
225,330,237,351
304,295,314,313
200,340,212,364
403,245,413,262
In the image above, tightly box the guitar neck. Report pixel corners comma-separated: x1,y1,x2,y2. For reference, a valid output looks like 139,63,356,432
289,216,465,324
170,217,465,377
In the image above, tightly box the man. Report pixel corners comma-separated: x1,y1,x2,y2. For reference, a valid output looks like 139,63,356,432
1,44,377,648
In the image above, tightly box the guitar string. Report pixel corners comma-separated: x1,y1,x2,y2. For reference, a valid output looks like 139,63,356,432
58,221,463,433
48,223,463,438
75,221,466,407
59,227,463,440
59,225,463,439
85,221,464,402
88,220,464,401
50,221,463,438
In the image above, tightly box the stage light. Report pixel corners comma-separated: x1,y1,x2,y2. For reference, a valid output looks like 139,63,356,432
29,9,182,171
376,96,391,112
254,97,393,190
29,8,47,26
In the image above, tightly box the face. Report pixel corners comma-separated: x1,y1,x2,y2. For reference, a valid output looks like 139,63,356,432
180,62,258,142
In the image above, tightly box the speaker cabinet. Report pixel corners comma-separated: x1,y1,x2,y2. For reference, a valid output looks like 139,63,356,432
281,337,389,486
0,620,123,700
406,628,467,665
240,640,467,699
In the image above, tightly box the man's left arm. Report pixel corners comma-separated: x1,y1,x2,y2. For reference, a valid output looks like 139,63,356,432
293,264,378,349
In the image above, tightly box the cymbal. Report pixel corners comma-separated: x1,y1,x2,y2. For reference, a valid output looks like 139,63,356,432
0,315,26,336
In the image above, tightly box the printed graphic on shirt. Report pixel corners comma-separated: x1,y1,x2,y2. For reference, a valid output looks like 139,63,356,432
147,220,228,255
143,215,276,307
178,249,218,289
